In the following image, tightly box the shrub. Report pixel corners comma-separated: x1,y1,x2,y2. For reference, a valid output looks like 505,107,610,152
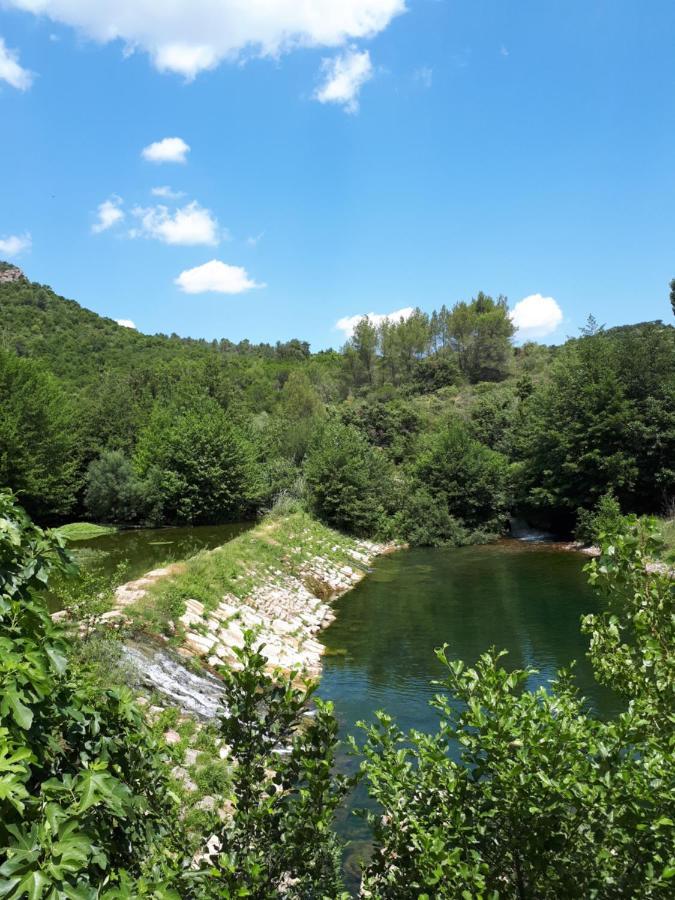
411,421,512,533
574,490,623,545
304,418,396,537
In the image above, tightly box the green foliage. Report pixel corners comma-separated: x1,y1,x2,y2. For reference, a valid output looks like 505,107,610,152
394,489,471,548
134,400,261,525
85,450,156,524
670,278,675,317
304,418,396,536
575,490,623,545
516,323,675,523
0,491,182,897
0,350,79,521
205,634,349,898
582,516,674,733
357,515,675,898
411,420,512,532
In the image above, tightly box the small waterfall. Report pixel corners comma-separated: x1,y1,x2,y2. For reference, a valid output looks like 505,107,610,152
509,517,555,543
122,641,226,719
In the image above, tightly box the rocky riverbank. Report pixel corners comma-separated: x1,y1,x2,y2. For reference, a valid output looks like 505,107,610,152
111,513,397,712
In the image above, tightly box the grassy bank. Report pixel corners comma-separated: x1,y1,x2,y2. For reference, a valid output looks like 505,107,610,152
55,521,118,541
131,510,387,638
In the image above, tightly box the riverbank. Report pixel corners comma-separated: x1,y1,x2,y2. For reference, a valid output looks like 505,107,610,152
113,512,396,685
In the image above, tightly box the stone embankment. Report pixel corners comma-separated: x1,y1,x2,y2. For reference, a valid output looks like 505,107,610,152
109,517,396,711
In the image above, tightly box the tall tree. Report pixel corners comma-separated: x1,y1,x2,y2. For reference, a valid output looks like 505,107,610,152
0,350,79,520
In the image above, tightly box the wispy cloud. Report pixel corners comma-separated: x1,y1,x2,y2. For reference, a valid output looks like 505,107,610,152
92,196,124,233
0,37,33,91
151,185,185,199
0,232,32,256
314,46,373,114
246,232,265,248
413,66,432,88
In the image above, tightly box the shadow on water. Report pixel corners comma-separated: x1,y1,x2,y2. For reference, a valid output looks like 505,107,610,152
66,522,253,582
317,539,621,893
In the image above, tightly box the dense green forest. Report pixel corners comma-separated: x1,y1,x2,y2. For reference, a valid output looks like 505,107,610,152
1,267,673,538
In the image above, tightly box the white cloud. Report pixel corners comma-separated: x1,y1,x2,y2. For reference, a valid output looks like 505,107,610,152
314,46,373,113
131,201,220,246
92,196,124,233
142,137,190,164
151,185,184,199
0,36,33,90
0,232,32,256
175,259,264,294
7,1,405,79
115,318,136,329
413,65,432,88
510,294,563,339
335,306,414,338
246,231,264,248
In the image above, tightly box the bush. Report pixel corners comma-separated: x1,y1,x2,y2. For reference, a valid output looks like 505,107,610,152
84,449,157,524
304,418,396,537
411,421,512,533
0,491,182,895
574,490,623,545
395,488,470,547
134,400,261,525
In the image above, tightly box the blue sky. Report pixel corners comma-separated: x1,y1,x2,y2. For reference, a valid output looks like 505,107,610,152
1,0,674,349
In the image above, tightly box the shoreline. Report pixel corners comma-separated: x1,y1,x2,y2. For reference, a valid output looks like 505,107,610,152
105,513,398,709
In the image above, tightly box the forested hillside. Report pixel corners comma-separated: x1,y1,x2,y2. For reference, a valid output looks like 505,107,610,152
1,267,673,537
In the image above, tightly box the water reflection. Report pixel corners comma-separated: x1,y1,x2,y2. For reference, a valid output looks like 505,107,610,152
317,540,622,882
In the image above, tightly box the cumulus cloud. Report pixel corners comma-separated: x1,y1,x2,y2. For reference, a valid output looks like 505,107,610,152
510,294,563,339
142,137,190,164
175,259,264,294
92,196,124,233
6,1,405,79
115,318,136,329
335,306,414,338
131,201,220,246
314,46,373,113
151,185,185,199
0,36,33,90
0,232,32,256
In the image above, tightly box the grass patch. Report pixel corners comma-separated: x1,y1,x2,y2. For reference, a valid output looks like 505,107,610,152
657,517,675,562
142,511,373,625
55,522,118,541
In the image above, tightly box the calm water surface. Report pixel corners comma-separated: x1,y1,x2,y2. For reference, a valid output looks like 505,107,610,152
67,522,252,582
316,540,621,881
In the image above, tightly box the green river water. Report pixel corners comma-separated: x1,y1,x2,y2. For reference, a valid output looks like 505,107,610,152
315,539,621,881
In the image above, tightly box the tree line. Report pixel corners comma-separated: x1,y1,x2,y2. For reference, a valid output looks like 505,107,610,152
0,272,673,540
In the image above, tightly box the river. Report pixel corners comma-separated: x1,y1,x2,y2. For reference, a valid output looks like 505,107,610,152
66,527,618,888
66,522,252,583
316,539,621,882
